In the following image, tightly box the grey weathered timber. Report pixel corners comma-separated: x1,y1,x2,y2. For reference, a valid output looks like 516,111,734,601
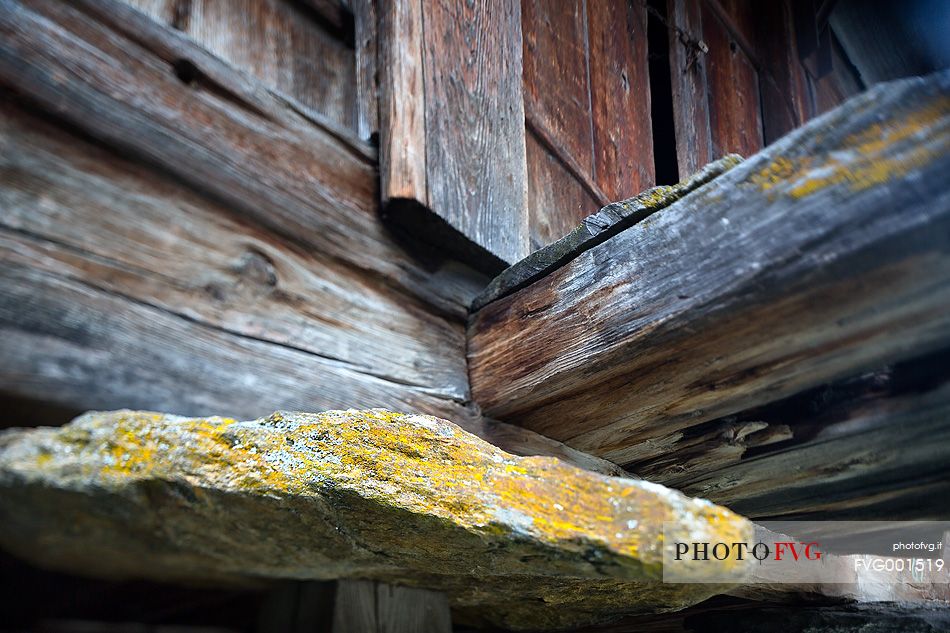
332,581,451,633
421,0,530,265
644,352,950,520
349,0,379,142
471,155,742,311
0,100,466,407
0,0,484,318
468,70,950,464
0,95,620,477
0,409,751,631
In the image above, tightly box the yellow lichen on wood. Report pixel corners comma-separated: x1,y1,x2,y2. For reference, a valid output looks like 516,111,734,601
749,96,950,200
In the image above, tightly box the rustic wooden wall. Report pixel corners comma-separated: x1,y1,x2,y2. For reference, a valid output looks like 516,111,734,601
122,0,368,136
0,0,627,474
521,0,654,251
667,0,863,178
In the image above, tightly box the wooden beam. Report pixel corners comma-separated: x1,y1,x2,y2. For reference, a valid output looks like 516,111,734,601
422,0,530,265
378,0,427,204
667,0,714,178
468,70,950,463
350,0,378,141
0,98,622,478
629,350,950,520
0,0,485,319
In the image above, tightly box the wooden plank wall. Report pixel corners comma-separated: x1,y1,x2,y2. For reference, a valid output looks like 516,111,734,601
668,0,863,178
521,0,654,251
122,0,376,139
0,0,630,476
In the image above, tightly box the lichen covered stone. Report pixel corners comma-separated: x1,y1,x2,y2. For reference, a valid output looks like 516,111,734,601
0,410,751,629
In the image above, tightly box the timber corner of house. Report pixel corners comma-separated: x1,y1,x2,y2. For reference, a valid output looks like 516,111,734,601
1,0,949,631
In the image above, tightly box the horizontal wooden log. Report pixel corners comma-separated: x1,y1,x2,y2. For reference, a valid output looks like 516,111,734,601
0,0,484,318
0,258,619,475
471,155,741,311
0,99,467,402
643,350,950,520
468,70,950,463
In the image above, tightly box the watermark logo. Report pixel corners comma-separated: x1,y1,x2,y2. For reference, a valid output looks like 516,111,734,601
662,521,949,584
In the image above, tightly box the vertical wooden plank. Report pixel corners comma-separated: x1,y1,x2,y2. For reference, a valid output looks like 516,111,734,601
667,0,714,178
701,1,764,158
331,580,377,633
525,129,600,250
330,581,451,633
752,0,810,144
587,0,654,200
422,0,529,264
351,0,378,141
377,584,452,633
521,0,593,180
378,0,427,203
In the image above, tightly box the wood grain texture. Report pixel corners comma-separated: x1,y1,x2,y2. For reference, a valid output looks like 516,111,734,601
122,0,359,131
661,353,950,520
350,0,378,141
743,0,811,145
422,0,529,264
667,0,714,178
331,581,377,633
0,6,622,474
0,0,488,318
376,584,452,633
521,0,594,181
587,0,654,200
524,127,600,251
120,0,173,22
701,0,764,159
186,0,356,130
378,0,427,204
0,101,468,403
522,0,653,247
468,71,950,463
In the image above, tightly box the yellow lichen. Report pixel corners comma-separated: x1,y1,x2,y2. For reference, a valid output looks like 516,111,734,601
749,96,950,200
74,409,749,577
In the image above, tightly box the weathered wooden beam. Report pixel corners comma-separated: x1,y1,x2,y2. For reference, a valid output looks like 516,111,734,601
642,350,950,520
468,70,950,464
0,98,621,477
470,155,742,311
379,0,529,267
378,0,426,205
667,0,714,178
0,0,481,318
421,0,529,266
349,0,378,141
0,409,750,631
